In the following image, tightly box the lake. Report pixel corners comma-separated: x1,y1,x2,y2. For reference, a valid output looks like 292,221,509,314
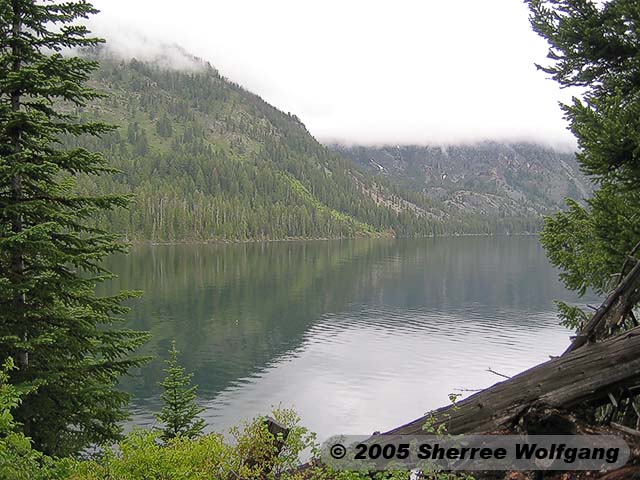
105,236,593,441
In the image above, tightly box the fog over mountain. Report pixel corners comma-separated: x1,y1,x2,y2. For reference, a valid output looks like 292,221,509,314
87,0,580,148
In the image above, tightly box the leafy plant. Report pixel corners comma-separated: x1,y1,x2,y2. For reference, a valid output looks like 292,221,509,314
68,406,319,480
419,394,475,480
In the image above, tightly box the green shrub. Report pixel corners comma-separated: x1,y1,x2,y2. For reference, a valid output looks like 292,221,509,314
68,406,317,480
67,429,232,479
0,359,70,480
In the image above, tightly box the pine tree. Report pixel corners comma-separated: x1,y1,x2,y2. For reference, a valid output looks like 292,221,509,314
156,341,206,441
0,1,148,455
528,0,640,329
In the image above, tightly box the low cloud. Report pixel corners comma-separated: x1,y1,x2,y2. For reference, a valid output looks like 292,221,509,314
87,28,205,71
88,0,578,148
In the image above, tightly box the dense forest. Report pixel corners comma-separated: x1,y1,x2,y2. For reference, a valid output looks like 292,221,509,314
66,53,546,242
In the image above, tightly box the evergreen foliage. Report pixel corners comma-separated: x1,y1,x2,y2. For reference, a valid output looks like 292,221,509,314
64,55,545,241
529,0,640,328
0,0,148,455
156,341,205,441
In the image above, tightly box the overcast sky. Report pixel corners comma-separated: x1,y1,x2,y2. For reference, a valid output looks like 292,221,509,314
88,0,577,148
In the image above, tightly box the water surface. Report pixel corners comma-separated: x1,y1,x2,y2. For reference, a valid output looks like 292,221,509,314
106,237,593,440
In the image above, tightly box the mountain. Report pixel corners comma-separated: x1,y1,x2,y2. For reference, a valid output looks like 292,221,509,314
65,51,580,241
333,143,592,219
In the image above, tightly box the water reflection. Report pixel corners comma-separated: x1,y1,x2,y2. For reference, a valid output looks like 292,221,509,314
104,237,595,439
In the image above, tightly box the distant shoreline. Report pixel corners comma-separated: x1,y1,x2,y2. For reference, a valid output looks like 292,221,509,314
125,232,540,247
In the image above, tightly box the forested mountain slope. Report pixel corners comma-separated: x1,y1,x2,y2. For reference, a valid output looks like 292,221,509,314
335,143,591,218
67,52,566,241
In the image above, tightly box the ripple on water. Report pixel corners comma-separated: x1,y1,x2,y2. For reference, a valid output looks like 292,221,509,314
120,238,594,441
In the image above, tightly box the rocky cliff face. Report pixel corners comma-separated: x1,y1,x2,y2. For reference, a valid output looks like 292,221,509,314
333,142,592,217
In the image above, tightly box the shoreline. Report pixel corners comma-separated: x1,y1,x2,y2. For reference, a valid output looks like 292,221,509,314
124,231,540,247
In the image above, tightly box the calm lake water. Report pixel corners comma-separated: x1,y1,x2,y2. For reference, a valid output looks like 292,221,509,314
106,236,594,440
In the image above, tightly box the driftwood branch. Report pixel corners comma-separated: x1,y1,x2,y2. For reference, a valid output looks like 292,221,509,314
611,422,640,438
617,240,640,286
486,367,510,379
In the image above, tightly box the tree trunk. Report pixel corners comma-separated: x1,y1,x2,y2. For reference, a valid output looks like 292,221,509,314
10,0,28,373
565,259,640,354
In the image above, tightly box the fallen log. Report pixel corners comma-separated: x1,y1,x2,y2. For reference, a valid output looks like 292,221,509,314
295,255,640,477
383,325,640,436
382,251,640,437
